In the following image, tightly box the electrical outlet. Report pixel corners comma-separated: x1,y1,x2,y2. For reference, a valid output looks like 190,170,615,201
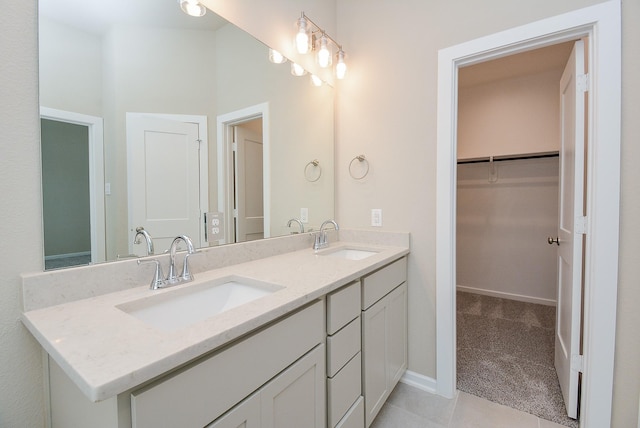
371,209,382,227
300,208,309,223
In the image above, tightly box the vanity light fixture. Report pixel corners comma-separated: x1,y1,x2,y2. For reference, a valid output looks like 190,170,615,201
310,74,323,87
316,34,332,68
335,49,347,80
291,62,307,76
293,13,347,79
179,0,206,17
295,16,312,54
268,49,287,64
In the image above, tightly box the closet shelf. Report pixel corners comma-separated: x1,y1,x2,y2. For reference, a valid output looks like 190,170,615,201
457,151,559,164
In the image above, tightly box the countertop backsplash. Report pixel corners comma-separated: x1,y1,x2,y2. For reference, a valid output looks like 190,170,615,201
22,229,409,312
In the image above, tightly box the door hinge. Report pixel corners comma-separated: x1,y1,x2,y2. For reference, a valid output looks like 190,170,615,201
577,73,589,92
575,216,587,235
233,208,238,218
571,354,584,373
232,142,238,152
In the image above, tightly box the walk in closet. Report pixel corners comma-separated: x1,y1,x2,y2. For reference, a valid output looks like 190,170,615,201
455,41,581,427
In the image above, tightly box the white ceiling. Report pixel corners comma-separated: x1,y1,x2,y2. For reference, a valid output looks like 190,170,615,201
459,41,576,87
39,0,228,35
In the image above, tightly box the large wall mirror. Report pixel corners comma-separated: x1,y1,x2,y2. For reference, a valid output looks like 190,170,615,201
39,0,334,270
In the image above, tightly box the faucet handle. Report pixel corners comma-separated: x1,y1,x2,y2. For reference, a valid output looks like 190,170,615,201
138,259,166,290
180,251,200,282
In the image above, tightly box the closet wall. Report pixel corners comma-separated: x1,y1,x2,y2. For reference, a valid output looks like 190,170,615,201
456,59,566,305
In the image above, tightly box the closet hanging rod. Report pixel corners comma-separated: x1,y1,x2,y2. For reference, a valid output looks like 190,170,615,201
457,152,559,165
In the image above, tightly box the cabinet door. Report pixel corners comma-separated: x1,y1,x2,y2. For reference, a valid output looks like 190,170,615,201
362,297,389,427
387,283,408,387
362,282,408,427
261,345,326,428
207,392,260,428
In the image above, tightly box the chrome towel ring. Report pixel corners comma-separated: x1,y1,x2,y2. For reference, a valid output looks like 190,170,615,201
349,155,369,180
304,159,322,182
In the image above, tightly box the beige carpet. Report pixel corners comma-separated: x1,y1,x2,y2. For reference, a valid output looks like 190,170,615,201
456,291,578,428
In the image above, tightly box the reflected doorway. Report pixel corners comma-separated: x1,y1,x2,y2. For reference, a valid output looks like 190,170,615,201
217,103,270,245
233,119,264,243
39,108,106,269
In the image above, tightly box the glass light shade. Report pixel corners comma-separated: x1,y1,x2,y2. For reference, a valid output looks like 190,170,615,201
310,74,323,87
291,62,307,76
295,18,311,54
268,49,287,64
335,50,347,79
316,35,332,68
179,0,206,17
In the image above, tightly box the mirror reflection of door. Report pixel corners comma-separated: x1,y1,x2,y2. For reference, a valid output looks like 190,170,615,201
233,119,264,243
126,114,205,256
41,119,91,269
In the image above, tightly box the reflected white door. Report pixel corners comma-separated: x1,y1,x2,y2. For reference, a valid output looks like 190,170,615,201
127,115,201,255
234,124,264,242
554,39,586,420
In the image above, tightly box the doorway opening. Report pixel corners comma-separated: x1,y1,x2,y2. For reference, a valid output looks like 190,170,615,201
217,103,270,245
39,107,105,268
454,41,579,426
435,2,621,427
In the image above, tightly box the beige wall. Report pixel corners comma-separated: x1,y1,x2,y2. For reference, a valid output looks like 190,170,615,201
1,1,638,427
0,1,46,427
335,0,638,426
457,158,559,303
613,0,640,425
457,70,561,159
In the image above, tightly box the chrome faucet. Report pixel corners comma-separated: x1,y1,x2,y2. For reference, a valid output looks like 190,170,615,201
137,235,198,290
133,227,154,255
167,235,196,284
287,218,305,234
314,219,339,250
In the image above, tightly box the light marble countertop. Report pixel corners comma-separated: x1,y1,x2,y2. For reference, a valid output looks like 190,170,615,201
21,239,409,403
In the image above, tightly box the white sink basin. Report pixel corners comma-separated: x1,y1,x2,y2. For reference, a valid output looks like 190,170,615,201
320,248,379,260
117,276,283,331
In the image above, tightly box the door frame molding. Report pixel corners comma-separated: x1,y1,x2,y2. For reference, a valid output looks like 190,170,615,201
435,1,621,425
216,103,270,244
125,112,209,249
40,107,106,263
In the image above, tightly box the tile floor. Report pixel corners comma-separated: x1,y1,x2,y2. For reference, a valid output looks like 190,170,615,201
370,382,569,428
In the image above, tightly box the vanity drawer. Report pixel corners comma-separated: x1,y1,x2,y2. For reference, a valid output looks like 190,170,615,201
327,352,362,428
327,317,361,377
361,257,407,310
327,280,361,334
335,396,364,428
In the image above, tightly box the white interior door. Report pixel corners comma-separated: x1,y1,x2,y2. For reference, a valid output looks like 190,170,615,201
554,39,586,420
127,115,202,255
234,124,264,242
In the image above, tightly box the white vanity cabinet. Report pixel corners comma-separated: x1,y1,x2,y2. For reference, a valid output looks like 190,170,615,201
361,257,408,427
48,300,325,428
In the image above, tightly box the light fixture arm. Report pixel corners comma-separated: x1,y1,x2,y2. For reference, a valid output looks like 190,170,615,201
300,12,343,52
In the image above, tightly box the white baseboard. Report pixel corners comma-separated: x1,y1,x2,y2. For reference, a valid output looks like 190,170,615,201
400,370,437,394
456,285,556,307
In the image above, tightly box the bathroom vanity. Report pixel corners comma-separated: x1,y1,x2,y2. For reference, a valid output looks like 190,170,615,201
22,231,409,428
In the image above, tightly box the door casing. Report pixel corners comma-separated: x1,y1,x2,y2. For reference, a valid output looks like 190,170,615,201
435,1,621,426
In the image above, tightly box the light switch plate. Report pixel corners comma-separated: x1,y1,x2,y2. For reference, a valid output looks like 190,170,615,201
371,209,382,227
300,208,309,223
